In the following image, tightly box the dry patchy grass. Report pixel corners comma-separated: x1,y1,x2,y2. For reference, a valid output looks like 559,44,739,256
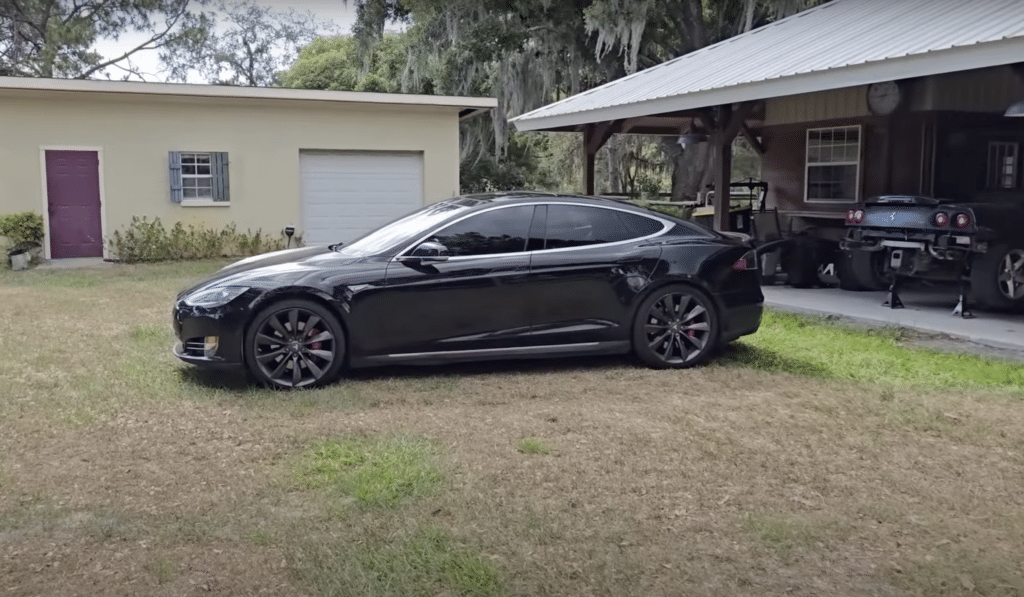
1,262,1023,596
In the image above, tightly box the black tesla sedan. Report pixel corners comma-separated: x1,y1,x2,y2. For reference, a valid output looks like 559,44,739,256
173,192,763,388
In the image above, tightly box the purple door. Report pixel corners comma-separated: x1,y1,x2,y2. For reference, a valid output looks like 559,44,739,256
46,150,103,258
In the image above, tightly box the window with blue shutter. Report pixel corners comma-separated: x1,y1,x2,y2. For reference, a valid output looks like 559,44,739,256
169,151,229,203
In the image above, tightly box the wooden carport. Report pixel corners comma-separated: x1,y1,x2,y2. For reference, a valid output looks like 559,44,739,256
510,0,1024,233
575,103,765,232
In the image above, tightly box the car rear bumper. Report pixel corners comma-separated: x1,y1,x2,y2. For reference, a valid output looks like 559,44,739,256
720,302,763,344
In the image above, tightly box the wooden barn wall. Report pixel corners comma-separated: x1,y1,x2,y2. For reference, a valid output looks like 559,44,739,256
915,65,1024,114
933,112,1024,202
762,116,928,212
760,125,806,212
765,65,1024,129
764,87,869,127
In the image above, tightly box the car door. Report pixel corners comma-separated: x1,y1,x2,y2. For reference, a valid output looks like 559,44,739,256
360,204,541,359
526,204,664,346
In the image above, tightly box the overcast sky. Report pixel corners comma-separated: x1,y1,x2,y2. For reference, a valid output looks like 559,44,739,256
92,0,358,82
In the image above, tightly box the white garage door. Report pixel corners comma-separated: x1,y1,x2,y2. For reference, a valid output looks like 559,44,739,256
300,151,424,246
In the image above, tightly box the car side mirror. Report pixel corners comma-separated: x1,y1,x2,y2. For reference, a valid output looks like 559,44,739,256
407,241,450,263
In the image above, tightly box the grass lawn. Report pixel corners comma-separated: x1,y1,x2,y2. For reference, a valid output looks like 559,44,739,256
1,261,1023,597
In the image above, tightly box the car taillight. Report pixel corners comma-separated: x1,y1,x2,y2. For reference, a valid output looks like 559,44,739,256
732,250,756,271
954,213,971,229
934,212,949,227
845,209,865,225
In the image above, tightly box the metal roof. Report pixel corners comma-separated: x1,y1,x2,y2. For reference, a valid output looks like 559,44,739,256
512,0,1024,131
0,76,497,115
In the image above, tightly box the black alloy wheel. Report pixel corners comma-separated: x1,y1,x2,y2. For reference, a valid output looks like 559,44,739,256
633,285,718,368
244,299,345,389
971,244,1024,312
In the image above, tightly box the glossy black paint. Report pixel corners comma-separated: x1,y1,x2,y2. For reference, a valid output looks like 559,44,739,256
172,193,763,374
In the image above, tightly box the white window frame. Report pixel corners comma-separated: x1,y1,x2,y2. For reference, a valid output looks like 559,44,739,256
169,151,230,206
805,125,861,203
180,152,214,203
987,141,1018,190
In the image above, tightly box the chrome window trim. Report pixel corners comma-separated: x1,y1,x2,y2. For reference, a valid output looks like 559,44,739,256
391,201,673,262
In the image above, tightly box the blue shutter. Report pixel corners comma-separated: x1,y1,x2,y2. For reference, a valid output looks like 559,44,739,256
212,152,230,202
168,151,183,203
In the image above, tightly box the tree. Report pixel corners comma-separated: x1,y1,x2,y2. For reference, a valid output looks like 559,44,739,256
0,0,210,79
338,0,619,192
342,0,821,196
584,0,823,200
280,33,406,93
160,0,335,87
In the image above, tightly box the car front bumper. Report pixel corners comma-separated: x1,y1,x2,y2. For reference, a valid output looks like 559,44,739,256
171,299,249,366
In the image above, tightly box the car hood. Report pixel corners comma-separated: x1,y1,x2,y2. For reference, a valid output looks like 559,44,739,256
216,245,334,276
177,245,363,298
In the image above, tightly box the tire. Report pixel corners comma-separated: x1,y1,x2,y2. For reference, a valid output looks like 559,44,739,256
784,236,821,288
244,298,346,389
839,249,889,291
632,285,719,369
971,244,1024,312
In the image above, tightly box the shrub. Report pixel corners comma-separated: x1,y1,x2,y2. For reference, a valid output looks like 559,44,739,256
0,211,45,251
631,199,694,220
108,216,296,263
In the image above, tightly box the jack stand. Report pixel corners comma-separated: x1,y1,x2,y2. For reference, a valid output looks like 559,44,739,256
952,280,974,318
883,276,904,309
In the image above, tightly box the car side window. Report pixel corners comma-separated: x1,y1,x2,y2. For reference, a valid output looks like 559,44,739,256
429,205,534,257
544,205,664,250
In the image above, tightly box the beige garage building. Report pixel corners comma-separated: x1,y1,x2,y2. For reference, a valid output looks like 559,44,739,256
0,77,495,260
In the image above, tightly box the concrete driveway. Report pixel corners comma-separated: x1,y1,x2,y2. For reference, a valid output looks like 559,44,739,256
762,282,1024,357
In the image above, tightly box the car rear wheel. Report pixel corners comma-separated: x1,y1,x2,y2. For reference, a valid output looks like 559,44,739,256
244,299,346,389
839,249,888,291
633,285,719,369
971,244,1024,312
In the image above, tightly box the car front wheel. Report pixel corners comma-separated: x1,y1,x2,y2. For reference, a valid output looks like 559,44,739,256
244,299,346,389
633,285,719,368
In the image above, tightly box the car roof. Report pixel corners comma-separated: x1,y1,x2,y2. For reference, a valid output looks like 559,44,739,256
455,191,644,211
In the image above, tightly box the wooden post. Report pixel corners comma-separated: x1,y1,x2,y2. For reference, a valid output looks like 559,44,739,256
711,102,756,232
585,151,596,195
582,120,620,196
713,105,733,232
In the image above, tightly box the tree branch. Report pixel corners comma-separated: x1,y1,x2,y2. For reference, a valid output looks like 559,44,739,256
77,15,182,78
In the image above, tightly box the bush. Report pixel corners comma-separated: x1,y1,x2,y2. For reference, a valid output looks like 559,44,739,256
630,199,694,220
0,211,45,251
108,217,297,263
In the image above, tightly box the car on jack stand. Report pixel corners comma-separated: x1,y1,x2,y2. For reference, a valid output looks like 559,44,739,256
840,195,1024,315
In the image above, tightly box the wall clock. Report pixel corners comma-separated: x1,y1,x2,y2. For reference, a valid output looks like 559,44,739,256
867,81,902,116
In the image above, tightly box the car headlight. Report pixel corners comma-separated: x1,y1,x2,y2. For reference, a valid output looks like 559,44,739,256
183,286,250,307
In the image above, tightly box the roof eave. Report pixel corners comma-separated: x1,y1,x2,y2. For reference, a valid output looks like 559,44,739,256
0,76,498,111
512,36,1024,132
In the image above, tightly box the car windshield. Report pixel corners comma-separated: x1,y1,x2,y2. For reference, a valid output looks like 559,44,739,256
335,198,484,257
